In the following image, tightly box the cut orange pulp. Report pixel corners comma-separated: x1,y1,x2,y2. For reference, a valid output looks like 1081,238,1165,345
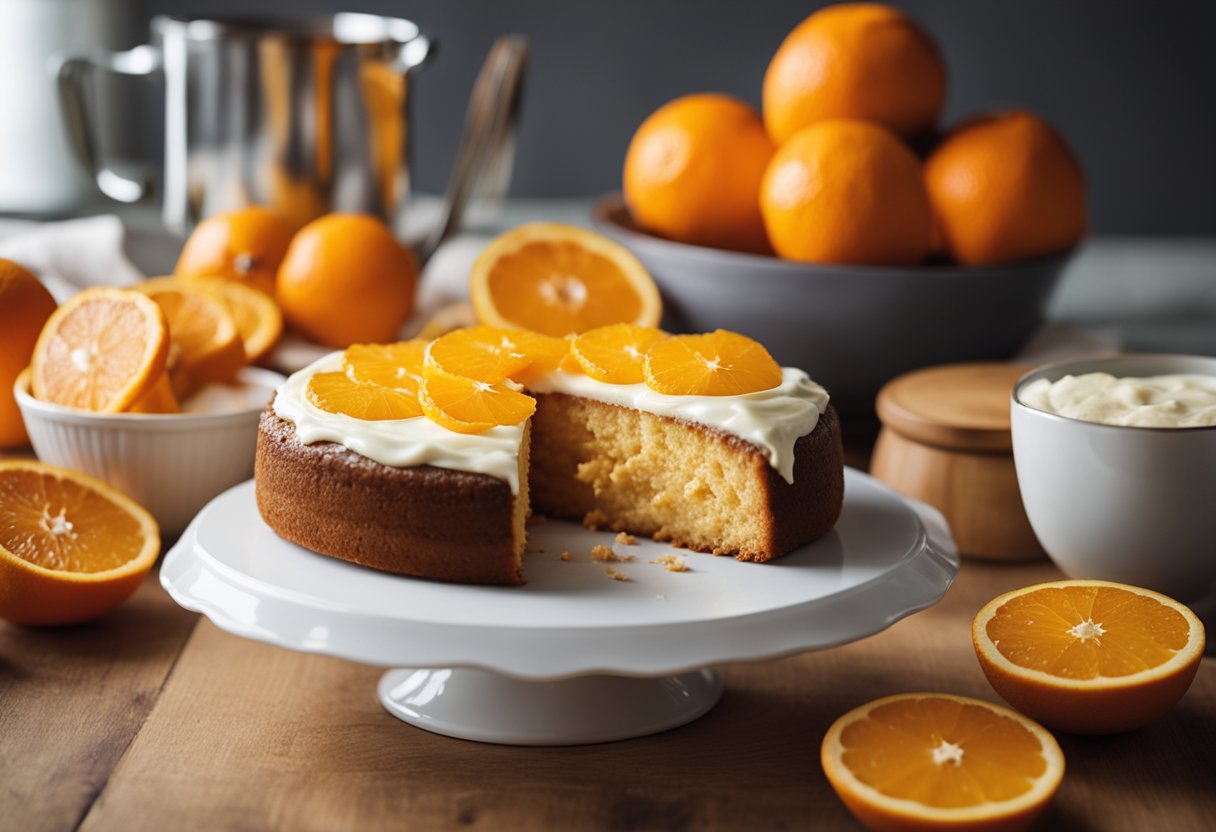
179,274,284,365
821,693,1064,832
643,329,782,396
973,580,1205,734
136,278,246,398
470,223,662,337
306,371,422,421
0,460,160,625
424,326,566,384
30,287,170,412
571,324,667,385
343,339,428,395
418,372,536,435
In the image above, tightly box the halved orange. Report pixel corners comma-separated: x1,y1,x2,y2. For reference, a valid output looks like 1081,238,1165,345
418,372,536,434
135,278,246,398
643,329,782,396
343,339,428,394
306,371,422,421
470,223,662,337
571,324,667,384
822,693,1064,832
0,460,160,625
179,274,284,365
30,287,170,412
973,580,1206,735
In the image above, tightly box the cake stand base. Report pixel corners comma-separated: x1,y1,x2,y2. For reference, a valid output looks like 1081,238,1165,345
378,667,723,746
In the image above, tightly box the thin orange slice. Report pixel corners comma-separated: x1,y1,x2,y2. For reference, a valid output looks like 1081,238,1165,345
0,460,160,625
178,274,284,365
125,372,180,414
571,324,667,384
822,693,1064,832
30,287,170,412
973,580,1206,734
306,371,422,421
135,278,246,398
470,223,662,337
424,326,539,384
643,329,782,396
343,339,428,394
418,372,536,434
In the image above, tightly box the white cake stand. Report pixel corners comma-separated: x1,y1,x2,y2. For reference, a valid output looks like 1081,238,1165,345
160,469,958,745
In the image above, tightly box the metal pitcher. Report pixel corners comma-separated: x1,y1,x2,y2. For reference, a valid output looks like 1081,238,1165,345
56,14,523,244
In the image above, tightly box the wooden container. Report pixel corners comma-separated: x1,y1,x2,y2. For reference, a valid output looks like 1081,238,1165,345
871,363,1044,561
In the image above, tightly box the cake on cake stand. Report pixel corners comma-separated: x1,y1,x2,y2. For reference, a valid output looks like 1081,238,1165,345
160,468,958,745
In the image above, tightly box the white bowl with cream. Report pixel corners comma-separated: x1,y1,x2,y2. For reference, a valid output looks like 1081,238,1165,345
15,366,284,536
1011,354,1216,626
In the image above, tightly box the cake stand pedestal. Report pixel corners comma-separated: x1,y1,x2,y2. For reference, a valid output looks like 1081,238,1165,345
161,469,957,746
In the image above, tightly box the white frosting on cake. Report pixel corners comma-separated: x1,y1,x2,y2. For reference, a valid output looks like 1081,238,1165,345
273,353,526,493
272,354,830,490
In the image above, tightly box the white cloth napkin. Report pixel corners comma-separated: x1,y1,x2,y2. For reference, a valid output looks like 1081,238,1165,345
0,215,144,302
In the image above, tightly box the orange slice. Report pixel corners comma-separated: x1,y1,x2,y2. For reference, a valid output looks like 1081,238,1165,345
178,274,284,365
343,339,428,394
135,278,246,398
125,372,180,414
30,287,170,412
424,326,560,384
0,460,160,625
643,329,782,396
469,223,662,337
306,371,422,421
973,580,1206,735
822,693,1064,832
571,324,667,384
418,372,536,434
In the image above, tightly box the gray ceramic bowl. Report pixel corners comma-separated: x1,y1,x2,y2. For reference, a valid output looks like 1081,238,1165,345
593,195,1073,413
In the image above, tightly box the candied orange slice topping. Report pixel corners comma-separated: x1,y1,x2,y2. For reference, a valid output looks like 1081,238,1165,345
571,324,667,384
306,371,422,421
343,339,428,395
424,326,535,383
643,329,782,395
418,372,536,434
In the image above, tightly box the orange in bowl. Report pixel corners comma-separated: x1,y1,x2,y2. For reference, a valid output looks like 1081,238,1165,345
0,460,159,626
760,119,932,265
0,259,57,448
973,579,1205,734
763,3,946,144
623,93,774,254
925,111,1087,266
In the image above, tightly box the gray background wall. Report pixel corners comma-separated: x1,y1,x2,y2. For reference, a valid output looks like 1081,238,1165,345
131,0,1216,234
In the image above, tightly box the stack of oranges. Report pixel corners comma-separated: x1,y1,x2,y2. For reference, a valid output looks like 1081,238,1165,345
623,2,1087,268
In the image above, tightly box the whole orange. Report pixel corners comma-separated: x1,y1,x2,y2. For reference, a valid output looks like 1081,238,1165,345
276,213,418,348
925,111,1087,266
623,93,775,254
760,119,932,264
0,260,57,448
174,206,295,296
763,3,946,144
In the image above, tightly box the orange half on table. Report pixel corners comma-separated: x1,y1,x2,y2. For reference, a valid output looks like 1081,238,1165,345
821,692,1064,832
0,460,160,625
470,223,662,337
973,579,1205,734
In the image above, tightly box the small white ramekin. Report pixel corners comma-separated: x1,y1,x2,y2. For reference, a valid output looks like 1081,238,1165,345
1011,354,1216,629
15,366,284,536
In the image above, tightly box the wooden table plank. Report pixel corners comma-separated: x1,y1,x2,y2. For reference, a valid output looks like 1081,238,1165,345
0,572,199,832
75,559,1214,832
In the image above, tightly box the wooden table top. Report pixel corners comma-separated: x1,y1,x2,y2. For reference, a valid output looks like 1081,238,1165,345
3,444,1214,832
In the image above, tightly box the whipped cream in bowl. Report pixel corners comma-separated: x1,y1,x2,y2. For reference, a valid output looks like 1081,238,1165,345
1019,372,1216,428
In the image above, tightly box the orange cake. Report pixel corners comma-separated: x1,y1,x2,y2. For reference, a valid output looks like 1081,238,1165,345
255,328,843,585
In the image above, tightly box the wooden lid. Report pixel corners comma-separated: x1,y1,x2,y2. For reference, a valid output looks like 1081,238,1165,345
875,363,1032,453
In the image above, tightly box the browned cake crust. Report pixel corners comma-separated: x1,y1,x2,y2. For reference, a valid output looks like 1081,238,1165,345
529,393,843,562
255,408,526,585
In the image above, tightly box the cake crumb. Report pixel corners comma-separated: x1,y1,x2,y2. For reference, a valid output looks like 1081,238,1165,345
604,568,630,582
649,554,689,572
560,551,571,562
583,510,608,530
592,544,635,563
614,531,637,546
